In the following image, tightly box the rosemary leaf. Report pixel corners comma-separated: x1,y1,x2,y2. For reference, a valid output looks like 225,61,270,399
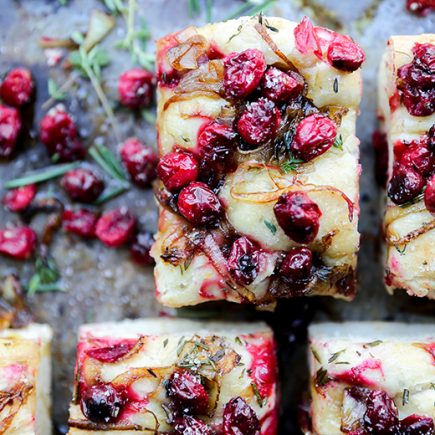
315,367,330,387
333,134,343,150
280,155,304,173
402,388,409,406
94,184,129,204
27,256,63,295
311,348,322,363
251,382,264,407
364,340,383,348
264,220,277,235
328,349,345,363
205,0,213,21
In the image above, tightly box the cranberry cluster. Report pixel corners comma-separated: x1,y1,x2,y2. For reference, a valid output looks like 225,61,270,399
406,0,435,16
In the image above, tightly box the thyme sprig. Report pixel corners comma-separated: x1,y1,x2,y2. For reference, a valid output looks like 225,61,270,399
280,154,304,173
27,256,63,295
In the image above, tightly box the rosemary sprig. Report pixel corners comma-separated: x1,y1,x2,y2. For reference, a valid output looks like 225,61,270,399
88,144,127,182
264,220,277,235
94,184,129,204
280,155,304,173
225,0,277,21
27,256,63,295
48,78,67,101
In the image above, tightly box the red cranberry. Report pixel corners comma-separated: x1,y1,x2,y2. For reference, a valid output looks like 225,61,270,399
177,181,223,226
86,342,135,363
118,68,154,109
261,67,304,103
294,16,322,58
237,98,281,148
424,174,435,214
0,68,34,107
129,232,155,266
223,397,261,435
280,247,313,289
174,416,215,435
406,0,435,16
400,414,434,434
80,383,123,424
274,191,322,244
63,209,98,239
3,184,36,212
223,49,266,98
373,131,389,187
292,114,337,162
157,151,199,192
0,227,36,260
427,125,434,153
399,143,433,176
61,168,104,203
228,236,262,286
364,390,399,435
95,207,136,247
387,164,425,205
327,37,365,72
0,104,21,157
166,369,209,415
120,138,157,188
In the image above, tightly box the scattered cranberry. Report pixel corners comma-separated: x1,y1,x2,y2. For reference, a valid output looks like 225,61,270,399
399,143,433,176
292,114,337,162
406,0,435,16
261,67,304,103
327,37,365,72
274,191,322,244
80,383,123,424
280,247,313,289
0,67,34,107
157,151,199,192
61,168,104,203
223,397,261,435
364,390,399,434
294,16,322,58
424,174,435,214
0,227,36,260
129,232,155,266
400,414,434,434
174,416,215,435
223,49,266,98
237,98,281,148
3,184,36,212
95,207,136,247
387,164,425,205
177,182,222,226
63,209,98,239
86,342,135,363
427,124,435,152
0,104,21,157
118,68,154,109
120,138,157,188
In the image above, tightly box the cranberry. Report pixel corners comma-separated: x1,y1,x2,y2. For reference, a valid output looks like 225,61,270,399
424,174,435,214
274,191,322,244
118,68,154,109
228,236,262,286
261,67,304,103
292,114,337,162
280,247,313,289
387,164,425,205
86,342,135,363
223,397,260,435
327,37,365,72
400,414,434,434
223,49,266,98
177,182,223,226
157,151,199,192
120,138,157,188
63,209,98,239
3,184,36,212
294,16,322,58
0,227,36,260
61,168,104,203
39,107,85,162
129,232,155,266
364,390,399,434
174,416,215,435
399,143,433,176
406,0,435,16
0,68,34,107
95,207,136,247
80,383,123,424
427,125,435,152
0,104,21,157
237,98,281,148
166,369,209,415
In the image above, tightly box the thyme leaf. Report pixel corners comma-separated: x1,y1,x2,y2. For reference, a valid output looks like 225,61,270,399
48,79,67,101
280,155,304,173
328,349,345,364
311,348,322,363
402,388,409,406
363,340,383,348
264,220,277,235
333,134,343,150
225,0,277,21
251,382,265,407
315,367,330,387
27,256,63,295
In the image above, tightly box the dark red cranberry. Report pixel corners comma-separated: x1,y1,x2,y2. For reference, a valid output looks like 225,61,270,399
280,247,313,289
364,390,399,435
399,143,433,176
424,174,435,214
129,232,155,266
80,383,123,424
95,207,136,247
174,416,215,435
177,181,223,226
373,131,389,187
406,0,435,16
223,397,261,435
387,164,425,205
120,138,158,188
118,68,154,109
86,342,135,363
327,37,365,72
400,414,434,434
427,124,435,152
228,236,262,286
260,67,304,103
274,191,322,244
63,209,98,239
237,98,281,148
294,16,322,58
223,49,266,98
61,168,104,203
292,114,337,162
0,104,21,157
0,227,36,260
3,184,36,212
157,151,199,192
0,68,34,107
166,369,209,415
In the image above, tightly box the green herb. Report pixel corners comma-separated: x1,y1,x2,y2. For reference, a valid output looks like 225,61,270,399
402,388,409,406
264,220,277,235
48,78,67,101
163,338,169,348
328,349,345,363
188,0,201,17
394,244,407,255
27,256,63,295
225,0,277,21
205,0,213,21
89,144,127,182
364,340,383,348
333,77,339,93
142,109,156,124
265,22,279,32
94,184,129,204
228,24,243,42
335,361,350,365
180,255,194,275
235,336,243,346
280,155,304,173
102,0,126,14
58,0,68,5
333,134,343,150
315,367,330,387
311,348,321,363
399,189,425,208
251,382,264,407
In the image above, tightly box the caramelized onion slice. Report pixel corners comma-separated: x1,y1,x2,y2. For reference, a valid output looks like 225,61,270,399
167,35,208,71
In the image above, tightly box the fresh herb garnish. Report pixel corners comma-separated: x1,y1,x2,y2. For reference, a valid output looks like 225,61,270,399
402,388,409,406
364,340,383,348
251,382,265,407
333,77,339,93
142,109,156,124
94,184,129,204
225,0,277,21
399,189,425,208
315,367,330,387
163,338,169,348
311,348,321,363
264,220,277,235
394,244,407,255
280,155,304,173
265,22,279,32
48,78,67,101
102,0,126,14
89,144,127,182
27,256,63,295
235,336,243,346
333,134,343,150
328,349,345,363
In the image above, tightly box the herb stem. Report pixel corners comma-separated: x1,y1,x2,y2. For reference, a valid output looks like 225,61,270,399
94,184,129,204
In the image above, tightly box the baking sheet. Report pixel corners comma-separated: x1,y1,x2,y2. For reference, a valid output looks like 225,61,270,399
0,0,434,433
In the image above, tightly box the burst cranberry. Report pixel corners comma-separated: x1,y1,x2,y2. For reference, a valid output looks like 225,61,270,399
61,168,104,203
3,184,36,212
424,174,435,214
280,247,313,289
400,414,434,434
118,68,154,109
166,369,209,415
95,207,136,247
294,16,322,58
177,181,223,226
174,416,215,435
274,191,322,244
292,114,337,162
364,390,399,434
223,49,266,98
157,151,199,192
86,342,135,363
0,227,36,260
63,209,98,239
427,125,435,152
0,68,34,107
129,232,155,266
399,143,433,176
406,0,435,16
80,383,123,424
327,37,365,72
223,397,260,435
237,98,281,148
0,104,21,157
387,164,425,205
261,67,304,103
120,138,157,188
